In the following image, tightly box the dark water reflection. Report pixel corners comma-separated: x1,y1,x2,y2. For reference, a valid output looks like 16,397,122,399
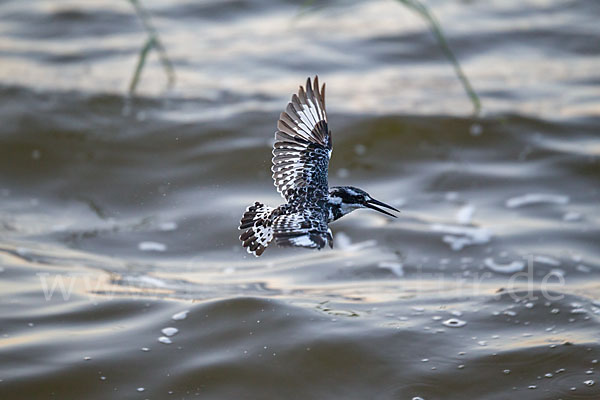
1,0,600,399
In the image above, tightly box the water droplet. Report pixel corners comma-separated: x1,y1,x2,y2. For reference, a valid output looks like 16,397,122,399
412,397,425,400
421,358,429,362
100,376,106,381
563,212,581,221
528,385,537,389
83,356,91,361
551,308,560,314
336,168,350,178
137,387,145,392
158,336,172,344
159,221,178,231
544,373,553,378
141,347,150,352
469,123,482,136
171,310,188,321
584,380,595,387
161,327,179,337
443,318,467,328
503,369,511,374
585,370,594,375
138,241,167,252
458,364,465,369
354,144,366,155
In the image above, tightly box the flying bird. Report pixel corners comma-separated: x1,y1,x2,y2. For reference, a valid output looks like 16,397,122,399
239,76,399,256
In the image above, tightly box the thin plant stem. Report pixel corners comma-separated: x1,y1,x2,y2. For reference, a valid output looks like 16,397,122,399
127,0,175,95
297,0,482,116
395,0,481,116
129,36,156,94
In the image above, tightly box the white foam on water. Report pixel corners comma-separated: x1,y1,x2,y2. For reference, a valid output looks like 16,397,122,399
378,261,404,277
138,241,167,252
431,224,491,251
455,204,475,225
484,257,525,274
534,255,561,266
576,265,591,273
334,232,377,252
125,275,168,288
505,193,569,208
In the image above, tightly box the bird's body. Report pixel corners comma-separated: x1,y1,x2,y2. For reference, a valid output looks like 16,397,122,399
239,76,398,256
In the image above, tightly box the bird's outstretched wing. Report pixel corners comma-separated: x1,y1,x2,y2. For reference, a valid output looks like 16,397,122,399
273,205,332,250
272,76,332,201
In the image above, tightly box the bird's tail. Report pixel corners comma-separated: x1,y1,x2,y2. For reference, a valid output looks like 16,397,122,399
239,202,275,257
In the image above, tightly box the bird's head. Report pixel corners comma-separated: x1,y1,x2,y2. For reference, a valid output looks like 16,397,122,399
328,186,399,218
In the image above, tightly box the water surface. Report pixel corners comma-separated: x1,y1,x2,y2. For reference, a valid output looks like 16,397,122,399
1,0,599,398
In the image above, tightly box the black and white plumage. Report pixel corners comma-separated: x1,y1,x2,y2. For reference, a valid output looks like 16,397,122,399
239,76,399,256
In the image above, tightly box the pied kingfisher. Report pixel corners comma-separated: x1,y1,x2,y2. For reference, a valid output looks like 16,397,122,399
239,76,399,256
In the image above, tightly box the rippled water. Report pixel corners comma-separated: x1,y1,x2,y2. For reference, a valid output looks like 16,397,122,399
1,0,599,399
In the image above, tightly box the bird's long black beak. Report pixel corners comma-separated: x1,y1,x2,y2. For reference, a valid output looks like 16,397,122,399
365,198,400,218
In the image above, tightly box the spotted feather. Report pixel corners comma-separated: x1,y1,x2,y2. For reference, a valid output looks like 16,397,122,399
239,202,276,256
272,76,332,201
272,202,332,250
